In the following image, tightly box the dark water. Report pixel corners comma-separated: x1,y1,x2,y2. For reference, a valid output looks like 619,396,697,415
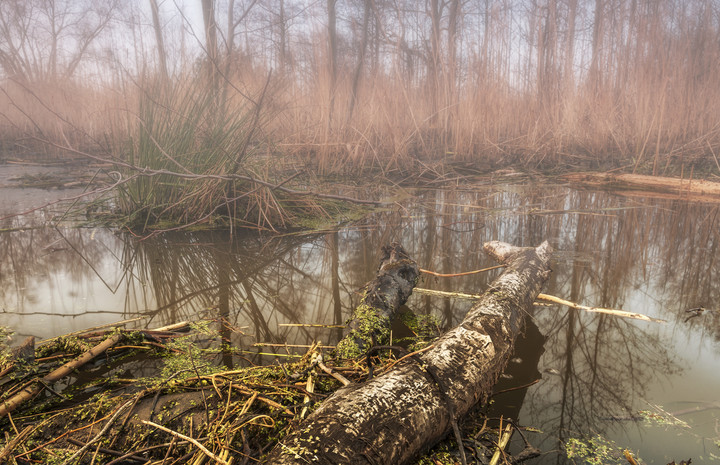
1,176,719,463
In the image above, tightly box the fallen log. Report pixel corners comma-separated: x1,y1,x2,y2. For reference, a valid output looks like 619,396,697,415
563,172,720,201
262,240,553,465
335,242,420,358
0,333,125,418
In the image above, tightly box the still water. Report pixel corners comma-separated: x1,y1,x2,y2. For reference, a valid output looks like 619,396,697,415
1,175,719,463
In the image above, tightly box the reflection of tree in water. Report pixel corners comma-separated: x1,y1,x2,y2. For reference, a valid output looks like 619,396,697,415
128,232,324,338
2,183,718,452
504,192,719,459
651,203,720,341
524,309,676,456
124,230,387,364
355,186,712,459
126,187,718,353
0,218,116,316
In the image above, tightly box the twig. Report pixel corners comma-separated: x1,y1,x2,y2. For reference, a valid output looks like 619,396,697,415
623,449,640,465
414,287,665,323
491,379,540,397
0,425,34,461
300,369,316,419
314,354,351,387
13,412,114,459
489,422,513,465
60,399,133,465
278,323,346,328
36,317,180,347
414,287,482,300
141,420,229,465
65,438,148,463
381,344,435,373
420,265,504,277
253,342,336,349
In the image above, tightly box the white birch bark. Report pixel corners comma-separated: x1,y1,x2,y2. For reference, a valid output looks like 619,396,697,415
263,241,552,465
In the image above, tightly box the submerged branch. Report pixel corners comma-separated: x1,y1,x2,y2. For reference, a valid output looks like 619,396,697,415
535,293,666,323
413,287,665,323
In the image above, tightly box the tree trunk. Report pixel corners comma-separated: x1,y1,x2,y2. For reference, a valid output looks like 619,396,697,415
262,241,553,465
149,0,169,82
345,0,371,127
335,242,420,358
201,0,219,88
326,0,338,132
562,172,720,201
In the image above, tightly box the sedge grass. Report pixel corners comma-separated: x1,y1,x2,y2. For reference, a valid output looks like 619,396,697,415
115,76,294,231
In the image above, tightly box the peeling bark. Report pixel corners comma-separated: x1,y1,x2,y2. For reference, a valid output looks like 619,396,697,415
262,241,553,465
335,242,420,358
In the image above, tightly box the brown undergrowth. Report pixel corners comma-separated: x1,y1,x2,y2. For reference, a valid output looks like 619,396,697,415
0,317,523,465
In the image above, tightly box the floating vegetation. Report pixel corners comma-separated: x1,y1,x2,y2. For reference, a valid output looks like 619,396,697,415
565,435,630,465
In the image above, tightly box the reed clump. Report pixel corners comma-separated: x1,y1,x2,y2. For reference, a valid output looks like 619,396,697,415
113,76,337,233
3,0,720,233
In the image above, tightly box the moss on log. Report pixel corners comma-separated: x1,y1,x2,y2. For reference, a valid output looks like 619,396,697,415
335,242,420,358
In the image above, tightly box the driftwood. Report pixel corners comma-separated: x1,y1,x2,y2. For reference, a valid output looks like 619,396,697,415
0,333,125,418
335,242,420,358
413,287,664,323
0,321,190,418
564,172,720,201
262,241,553,465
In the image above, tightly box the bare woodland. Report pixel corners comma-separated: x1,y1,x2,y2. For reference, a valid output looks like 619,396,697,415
1,0,720,172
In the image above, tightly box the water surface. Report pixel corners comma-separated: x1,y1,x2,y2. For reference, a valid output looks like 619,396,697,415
1,175,719,463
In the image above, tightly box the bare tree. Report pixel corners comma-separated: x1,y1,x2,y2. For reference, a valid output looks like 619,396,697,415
588,0,605,91
345,0,372,126
327,0,338,131
0,0,118,82
224,0,258,77
149,0,169,81
202,0,219,86
564,0,577,91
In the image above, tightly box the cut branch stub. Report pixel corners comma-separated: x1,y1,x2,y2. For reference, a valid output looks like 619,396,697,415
335,242,420,358
262,241,552,465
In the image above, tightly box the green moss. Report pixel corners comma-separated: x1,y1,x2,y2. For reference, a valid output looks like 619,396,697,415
0,326,13,366
413,439,461,465
292,199,374,232
335,303,391,359
36,335,92,359
399,311,441,351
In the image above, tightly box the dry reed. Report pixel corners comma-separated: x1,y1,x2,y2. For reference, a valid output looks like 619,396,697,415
1,0,719,180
